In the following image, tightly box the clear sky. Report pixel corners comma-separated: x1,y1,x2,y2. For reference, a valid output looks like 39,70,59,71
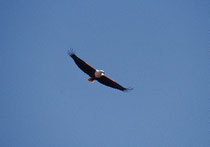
1,0,209,146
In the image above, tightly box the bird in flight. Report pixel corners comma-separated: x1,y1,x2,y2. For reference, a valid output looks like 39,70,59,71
68,50,132,91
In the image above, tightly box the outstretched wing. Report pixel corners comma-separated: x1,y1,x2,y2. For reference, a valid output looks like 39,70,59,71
97,75,129,91
68,51,96,77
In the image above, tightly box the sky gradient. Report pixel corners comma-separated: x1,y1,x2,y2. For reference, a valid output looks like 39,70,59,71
1,0,209,146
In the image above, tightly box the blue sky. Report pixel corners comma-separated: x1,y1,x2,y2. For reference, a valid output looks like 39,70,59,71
0,0,209,146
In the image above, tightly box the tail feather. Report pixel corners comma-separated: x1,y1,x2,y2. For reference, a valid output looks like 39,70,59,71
88,77,95,83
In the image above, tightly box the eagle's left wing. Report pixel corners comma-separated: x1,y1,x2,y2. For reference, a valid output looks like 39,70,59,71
97,75,128,91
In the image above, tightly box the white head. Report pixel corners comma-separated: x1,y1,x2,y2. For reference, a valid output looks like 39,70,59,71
95,69,105,78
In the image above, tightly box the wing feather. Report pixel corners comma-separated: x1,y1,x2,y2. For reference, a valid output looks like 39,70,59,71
96,75,127,91
68,51,96,77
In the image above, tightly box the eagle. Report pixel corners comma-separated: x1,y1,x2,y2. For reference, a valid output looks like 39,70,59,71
68,50,132,91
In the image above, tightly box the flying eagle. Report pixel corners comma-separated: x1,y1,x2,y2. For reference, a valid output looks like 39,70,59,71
68,50,132,91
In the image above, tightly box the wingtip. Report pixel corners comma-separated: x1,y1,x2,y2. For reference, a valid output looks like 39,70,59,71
123,87,134,92
67,48,76,57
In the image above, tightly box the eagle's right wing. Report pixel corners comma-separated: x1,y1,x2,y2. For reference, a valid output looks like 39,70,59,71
68,51,96,77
